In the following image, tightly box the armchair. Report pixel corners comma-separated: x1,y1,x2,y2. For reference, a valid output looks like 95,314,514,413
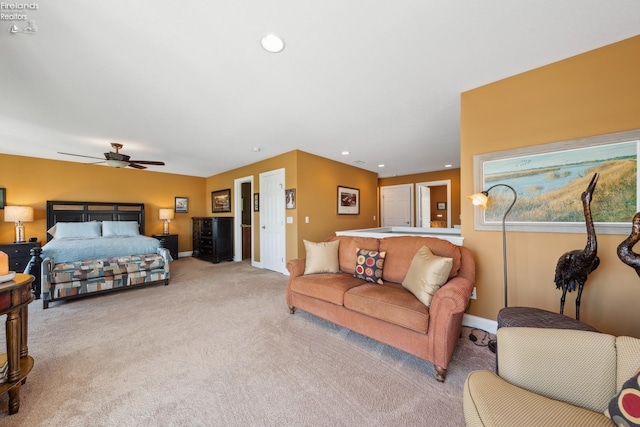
463,327,640,426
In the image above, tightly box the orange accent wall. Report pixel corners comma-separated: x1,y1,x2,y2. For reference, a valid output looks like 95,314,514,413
205,150,378,262
0,154,206,252
461,35,640,337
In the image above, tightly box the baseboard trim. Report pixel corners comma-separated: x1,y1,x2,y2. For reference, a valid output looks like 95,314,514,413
463,314,497,334
178,251,193,258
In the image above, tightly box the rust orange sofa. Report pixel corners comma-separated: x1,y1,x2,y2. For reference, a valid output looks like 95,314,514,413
286,235,475,382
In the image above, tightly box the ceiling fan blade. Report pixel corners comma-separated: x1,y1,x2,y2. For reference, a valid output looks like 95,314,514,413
129,160,165,166
127,162,147,170
58,152,105,161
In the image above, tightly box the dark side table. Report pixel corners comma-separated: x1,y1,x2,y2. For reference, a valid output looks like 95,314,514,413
497,307,599,332
152,234,178,260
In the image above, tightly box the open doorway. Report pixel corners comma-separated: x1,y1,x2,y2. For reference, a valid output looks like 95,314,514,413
416,180,451,228
234,176,254,262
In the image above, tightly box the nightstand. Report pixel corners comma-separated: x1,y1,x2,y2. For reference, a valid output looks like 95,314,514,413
0,241,41,273
152,234,178,260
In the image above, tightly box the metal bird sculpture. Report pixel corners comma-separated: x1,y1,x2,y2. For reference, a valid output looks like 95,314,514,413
554,172,600,320
617,211,640,277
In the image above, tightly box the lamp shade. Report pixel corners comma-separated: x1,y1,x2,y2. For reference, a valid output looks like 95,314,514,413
4,206,34,222
159,208,174,221
466,192,489,209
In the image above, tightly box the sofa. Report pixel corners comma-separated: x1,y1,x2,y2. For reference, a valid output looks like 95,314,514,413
286,235,475,382
464,327,640,426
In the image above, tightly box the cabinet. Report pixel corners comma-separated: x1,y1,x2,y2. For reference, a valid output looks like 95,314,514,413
0,273,34,414
0,242,41,273
192,217,233,263
152,234,179,260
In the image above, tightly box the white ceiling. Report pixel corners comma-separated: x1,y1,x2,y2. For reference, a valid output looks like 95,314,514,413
1,1,639,178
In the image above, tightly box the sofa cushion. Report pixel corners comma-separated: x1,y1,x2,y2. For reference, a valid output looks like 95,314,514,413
605,368,640,426
303,240,340,274
290,273,365,306
379,236,461,283
354,248,386,284
402,246,453,307
328,236,379,274
344,282,429,333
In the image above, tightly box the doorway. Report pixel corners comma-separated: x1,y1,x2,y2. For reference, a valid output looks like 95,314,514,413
234,176,254,262
416,180,451,228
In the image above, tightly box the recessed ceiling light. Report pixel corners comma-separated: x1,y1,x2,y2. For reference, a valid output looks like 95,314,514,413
378,164,385,168
445,164,452,168
252,147,261,152
341,151,350,155
261,34,285,53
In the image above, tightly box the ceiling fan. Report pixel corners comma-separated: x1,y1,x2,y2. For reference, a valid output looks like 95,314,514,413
58,143,165,169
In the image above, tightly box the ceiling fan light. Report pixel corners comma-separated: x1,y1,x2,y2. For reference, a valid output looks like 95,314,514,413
105,159,129,168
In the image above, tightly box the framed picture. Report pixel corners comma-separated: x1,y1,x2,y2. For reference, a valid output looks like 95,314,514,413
437,202,446,210
0,188,4,209
472,128,640,234
337,186,359,215
212,189,231,213
285,188,296,209
253,193,259,212
175,197,188,213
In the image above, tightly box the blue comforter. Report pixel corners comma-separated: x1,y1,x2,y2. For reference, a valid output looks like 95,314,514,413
42,236,161,264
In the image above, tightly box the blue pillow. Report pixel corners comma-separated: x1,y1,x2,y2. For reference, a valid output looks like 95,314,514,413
102,221,140,237
54,222,101,239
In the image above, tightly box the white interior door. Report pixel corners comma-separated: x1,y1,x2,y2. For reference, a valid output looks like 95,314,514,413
380,184,413,227
419,186,431,227
416,180,451,228
259,168,286,273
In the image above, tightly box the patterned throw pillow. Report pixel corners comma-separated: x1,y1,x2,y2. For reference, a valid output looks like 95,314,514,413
354,248,386,284
605,369,640,426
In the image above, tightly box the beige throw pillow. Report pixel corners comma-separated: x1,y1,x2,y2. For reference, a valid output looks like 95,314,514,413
402,246,453,306
303,240,340,275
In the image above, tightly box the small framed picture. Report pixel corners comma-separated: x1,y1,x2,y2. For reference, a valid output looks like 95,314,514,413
337,186,359,215
0,188,5,209
253,193,259,212
437,202,446,210
175,197,188,213
285,188,296,209
212,189,231,213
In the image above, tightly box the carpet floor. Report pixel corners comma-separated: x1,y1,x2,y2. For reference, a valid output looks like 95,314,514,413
0,258,495,426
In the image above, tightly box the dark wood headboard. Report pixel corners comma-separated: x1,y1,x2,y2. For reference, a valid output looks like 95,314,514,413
46,201,146,241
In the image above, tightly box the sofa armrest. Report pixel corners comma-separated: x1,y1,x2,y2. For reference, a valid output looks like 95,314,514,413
285,258,305,308
427,276,474,369
497,327,617,413
286,258,305,278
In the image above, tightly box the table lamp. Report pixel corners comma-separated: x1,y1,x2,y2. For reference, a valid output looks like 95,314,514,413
159,208,174,234
4,206,34,243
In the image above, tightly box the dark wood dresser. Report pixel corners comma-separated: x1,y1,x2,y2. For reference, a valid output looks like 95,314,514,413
192,217,233,263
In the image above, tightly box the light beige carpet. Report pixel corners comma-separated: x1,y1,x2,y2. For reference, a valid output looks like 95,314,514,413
0,258,495,426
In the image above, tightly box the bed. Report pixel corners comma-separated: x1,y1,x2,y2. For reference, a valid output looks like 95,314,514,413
37,201,172,309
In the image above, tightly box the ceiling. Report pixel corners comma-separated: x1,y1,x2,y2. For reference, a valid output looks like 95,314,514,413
1,1,639,178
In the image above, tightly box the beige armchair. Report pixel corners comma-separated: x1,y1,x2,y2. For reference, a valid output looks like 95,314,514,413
463,327,640,426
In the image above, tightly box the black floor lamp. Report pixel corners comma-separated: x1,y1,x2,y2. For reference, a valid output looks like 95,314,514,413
468,184,517,352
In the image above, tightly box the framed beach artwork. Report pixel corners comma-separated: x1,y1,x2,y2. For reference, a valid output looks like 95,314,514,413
472,129,640,234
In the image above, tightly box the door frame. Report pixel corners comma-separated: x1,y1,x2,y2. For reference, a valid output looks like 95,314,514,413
416,179,451,228
234,175,254,263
